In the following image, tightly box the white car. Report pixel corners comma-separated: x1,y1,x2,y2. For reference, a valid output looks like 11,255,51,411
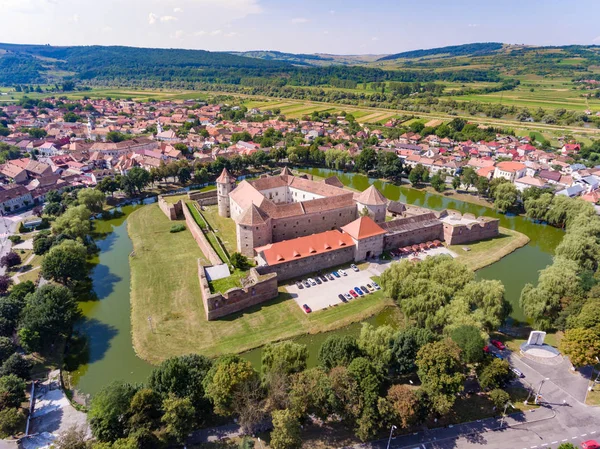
338,269,347,276
308,277,317,286
351,264,359,272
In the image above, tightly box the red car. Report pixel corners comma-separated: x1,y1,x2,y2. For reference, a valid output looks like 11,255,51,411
302,304,312,314
483,345,490,353
349,289,358,298
490,339,506,350
582,441,600,449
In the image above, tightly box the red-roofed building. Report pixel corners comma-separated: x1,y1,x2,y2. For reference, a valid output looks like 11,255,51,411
341,216,386,260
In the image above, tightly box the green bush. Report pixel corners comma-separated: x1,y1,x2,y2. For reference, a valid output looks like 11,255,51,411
8,236,21,244
170,224,186,233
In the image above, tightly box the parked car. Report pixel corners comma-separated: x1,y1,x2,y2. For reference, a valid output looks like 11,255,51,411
308,278,317,286
303,280,311,288
338,269,347,276
354,287,364,296
332,271,340,278
490,339,506,350
371,281,381,290
343,292,353,301
319,275,327,282
511,368,524,378
483,345,490,353
351,264,359,272
295,281,303,289
326,273,334,281
360,286,369,294
492,353,503,360
349,289,358,298
338,294,347,302
582,441,600,449
315,277,322,285
366,284,375,292
302,304,312,313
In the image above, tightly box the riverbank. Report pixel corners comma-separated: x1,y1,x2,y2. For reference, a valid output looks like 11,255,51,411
128,204,397,365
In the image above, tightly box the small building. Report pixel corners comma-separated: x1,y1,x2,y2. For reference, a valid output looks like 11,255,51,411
493,161,527,183
341,216,386,261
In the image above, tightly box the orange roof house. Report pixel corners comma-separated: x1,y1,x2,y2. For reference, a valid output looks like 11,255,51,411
341,216,386,240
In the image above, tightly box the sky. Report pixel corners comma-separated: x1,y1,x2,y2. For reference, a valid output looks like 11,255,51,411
0,0,599,55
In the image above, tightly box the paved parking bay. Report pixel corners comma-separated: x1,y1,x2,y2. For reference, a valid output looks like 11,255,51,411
285,267,379,312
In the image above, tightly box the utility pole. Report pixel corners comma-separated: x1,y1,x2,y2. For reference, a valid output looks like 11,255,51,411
534,378,550,405
500,401,515,427
386,425,397,449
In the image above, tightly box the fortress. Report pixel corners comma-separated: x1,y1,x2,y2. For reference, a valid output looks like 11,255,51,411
215,168,499,281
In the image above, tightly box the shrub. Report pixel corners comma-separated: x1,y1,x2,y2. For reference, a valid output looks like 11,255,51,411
0,252,21,269
230,252,251,270
170,224,186,233
7,236,21,244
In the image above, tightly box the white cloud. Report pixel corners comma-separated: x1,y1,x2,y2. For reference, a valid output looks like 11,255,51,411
68,14,79,23
148,12,158,25
371,36,379,41
210,29,222,36
171,30,185,39
594,36,600,43
291,17,308,24
329,9,335,14
224,31,238,38
468,23,479,28
160,15,178,22
101,26,113,33
174,7,183,13
193,30,207,36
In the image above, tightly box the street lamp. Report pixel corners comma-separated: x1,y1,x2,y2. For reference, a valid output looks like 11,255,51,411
534,378,550,405
500,401,516,427
386,425,397,449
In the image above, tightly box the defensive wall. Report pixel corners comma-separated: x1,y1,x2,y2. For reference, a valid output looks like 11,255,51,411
438,210,500,245
188,189,218,206
198,262,279,320
181,204,223,266
157,195,183,221
381,213,444,250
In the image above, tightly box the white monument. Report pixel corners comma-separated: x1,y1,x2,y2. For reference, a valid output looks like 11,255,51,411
527,330,546,346
520,330,560,364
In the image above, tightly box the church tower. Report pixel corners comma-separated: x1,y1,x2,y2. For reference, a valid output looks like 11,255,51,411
216,168,236,217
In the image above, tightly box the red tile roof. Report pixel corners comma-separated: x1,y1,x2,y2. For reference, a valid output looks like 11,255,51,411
341,216,386,240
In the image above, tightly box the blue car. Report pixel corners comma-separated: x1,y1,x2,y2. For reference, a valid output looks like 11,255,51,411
354,287,364,296
332,271,340,278
492,353,503,360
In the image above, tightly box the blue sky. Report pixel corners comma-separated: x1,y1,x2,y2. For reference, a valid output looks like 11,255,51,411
0,0,599,54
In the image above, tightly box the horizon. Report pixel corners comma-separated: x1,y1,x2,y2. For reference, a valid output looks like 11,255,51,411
0,0,599,54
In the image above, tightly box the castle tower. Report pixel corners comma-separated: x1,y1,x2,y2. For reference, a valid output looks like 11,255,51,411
216,167,236,217
354,185,388,223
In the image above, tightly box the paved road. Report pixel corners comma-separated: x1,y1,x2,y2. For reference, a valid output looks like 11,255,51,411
0,211,33,275
349,348,600,449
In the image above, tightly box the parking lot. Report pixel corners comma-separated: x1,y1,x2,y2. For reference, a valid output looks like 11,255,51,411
285,266,379,312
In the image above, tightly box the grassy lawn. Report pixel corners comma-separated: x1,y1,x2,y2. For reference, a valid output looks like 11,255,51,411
185,202,229,262
208,268,248,293
450,227,530,271
129,204,396,365
197,204,238,257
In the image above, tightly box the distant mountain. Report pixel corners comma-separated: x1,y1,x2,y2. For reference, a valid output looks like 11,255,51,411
378,42,504,61
229,50,334,66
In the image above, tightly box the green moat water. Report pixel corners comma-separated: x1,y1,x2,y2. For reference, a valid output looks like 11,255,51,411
71,171,563,396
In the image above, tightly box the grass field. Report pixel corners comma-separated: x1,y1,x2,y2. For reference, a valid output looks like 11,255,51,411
450,228,530,271
128,204,396,364
198,204,238,256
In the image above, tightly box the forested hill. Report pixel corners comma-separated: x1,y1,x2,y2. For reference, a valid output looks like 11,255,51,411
378,42,504,61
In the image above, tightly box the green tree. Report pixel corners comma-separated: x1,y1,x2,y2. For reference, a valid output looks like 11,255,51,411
560,328,600,367
195,167,209,184
390,327,436,375
318,335,359,370
416,339,465,414
357,323,396,369
478,358,512,390
0,354,32,379
203,355,258,416
0,374,26,409
161,395,195,443
346,357,384,441
288,367,335,420
493,182,518,213
452,176,461,191
0,337,15,364
270,409,302,449
89,381,138,442
408,164,428,186
230,252,251,270
262,341,308,377
54,425,89,449
19,285,80,352
177,166,191,184
41,240,88,286
355,148,377,173
77,188,106,213
449,325,485,364
489,388,510,410
128,388,162,430
52,205,91,239
378,384,419,429
476,176,490,196
460,167,479,191
97,177,119,197
0,407,24,438
430,173,445,192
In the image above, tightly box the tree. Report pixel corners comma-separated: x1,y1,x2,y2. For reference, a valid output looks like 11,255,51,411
121,167,150,196
19,285,80,353
560,328,600,367
230,252,251,270
288,367,335,420
449,325,485,364
128,388,162,430
54,425,89,449
52,205,91,239
0,374,26,409
262,341,308,377
408,164,428,186
416,339,465,414
557,443,577,449
346,357,383,440
33,233,55,256
378,384,419,429
489,388,510,410
97,177,119,197
161,395,195,443
430,173,445,192
0,354,32,379
0,275,12,296
460,167,479,191
0,337,16,365
177,166,191,184
89,381,138,442
0,252,21,269
318,335,359,370
355,148,377,173
77,188,106,213
41,240,88,286
203,355,258,416
478,358,512,390
390,327,436,375
452,176,461,191
493,182,518,213
195,167,209,184
476,176,490,196
0,407,24,438
357,323,396,369
270,409,302,449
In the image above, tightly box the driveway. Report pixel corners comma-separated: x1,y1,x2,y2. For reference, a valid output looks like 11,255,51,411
285,266,379,312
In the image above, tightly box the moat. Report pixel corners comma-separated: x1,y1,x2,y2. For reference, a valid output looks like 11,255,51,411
70,169,563,396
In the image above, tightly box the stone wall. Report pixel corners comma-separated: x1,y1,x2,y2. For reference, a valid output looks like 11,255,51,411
188,189,218,206
198,263,279,320
353,235,384,261
440,210,500,245
158,196,183,220
271,204,358,242
256,245,355,281
182,203,222,265
381,215,444,250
